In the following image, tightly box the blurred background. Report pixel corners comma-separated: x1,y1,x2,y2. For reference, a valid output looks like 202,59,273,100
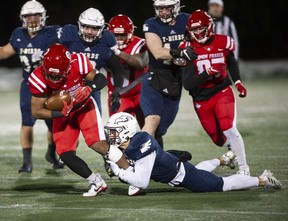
0,0,287,87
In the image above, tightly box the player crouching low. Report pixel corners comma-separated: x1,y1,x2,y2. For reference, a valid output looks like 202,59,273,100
104,112,282,195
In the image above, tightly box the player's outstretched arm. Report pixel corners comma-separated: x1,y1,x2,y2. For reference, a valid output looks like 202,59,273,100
0,43,16,60
117,50,149,70
109,153,155,189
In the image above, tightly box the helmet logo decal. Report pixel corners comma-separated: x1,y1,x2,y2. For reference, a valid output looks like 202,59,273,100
48,68,60,73
113,27,125,33
115,115,131,124
191,22,201,27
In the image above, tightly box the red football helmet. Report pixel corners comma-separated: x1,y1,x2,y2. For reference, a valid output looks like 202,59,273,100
42,43,71,90
186,10,215,44
108,14,134,49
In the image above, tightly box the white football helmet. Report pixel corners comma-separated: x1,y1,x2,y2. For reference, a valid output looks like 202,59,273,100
105,112,138,146
20,0,47,33
78,8,105,44
153,0,180,23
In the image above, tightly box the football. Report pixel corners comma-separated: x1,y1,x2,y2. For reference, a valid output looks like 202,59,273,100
45,91,71,111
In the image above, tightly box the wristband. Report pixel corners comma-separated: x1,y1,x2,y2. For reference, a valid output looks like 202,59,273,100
51,111,64,118
234,80,241,85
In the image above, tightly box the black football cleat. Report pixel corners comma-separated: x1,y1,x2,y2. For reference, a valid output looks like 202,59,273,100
45,153,65,169
18,164,33,173
52,160,65,169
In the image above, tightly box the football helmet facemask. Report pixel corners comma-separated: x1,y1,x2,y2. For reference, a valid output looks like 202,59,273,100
108,14,135,50
42,44,71,90
105,112,138,147
78,8,105,44
20,0,47,33
186,9,215,44
153,0,180,23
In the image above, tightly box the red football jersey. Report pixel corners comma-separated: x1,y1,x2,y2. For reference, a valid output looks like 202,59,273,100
107,35,148,98
28,53,93,97
180,34,235,88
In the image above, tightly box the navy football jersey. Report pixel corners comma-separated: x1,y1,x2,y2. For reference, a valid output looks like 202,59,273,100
125,132,180,183
58,24,117,69
143,13,190,69
9,25,60,81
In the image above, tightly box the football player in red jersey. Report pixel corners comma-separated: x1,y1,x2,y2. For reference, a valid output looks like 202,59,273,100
108,14,149,128
28,43,130,196
180,10,250,175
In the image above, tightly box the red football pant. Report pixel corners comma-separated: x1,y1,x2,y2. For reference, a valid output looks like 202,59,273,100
53,98,106,155
193,86,236,146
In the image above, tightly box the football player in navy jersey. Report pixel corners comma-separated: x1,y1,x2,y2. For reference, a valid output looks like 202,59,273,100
141,0,197,148
179,10,250,175
0,0,64,173
105,112,282,195
57,8,125,115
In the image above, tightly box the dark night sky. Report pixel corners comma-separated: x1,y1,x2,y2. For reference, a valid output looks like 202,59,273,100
0,0,287,67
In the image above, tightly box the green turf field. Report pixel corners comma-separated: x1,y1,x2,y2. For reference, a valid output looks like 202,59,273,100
0,77,287,221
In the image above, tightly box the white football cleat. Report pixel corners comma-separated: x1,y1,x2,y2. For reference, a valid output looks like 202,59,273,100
83,179,108,197
237,166,250,176
259,169,282,189
221,150,236,169
128,185,141,196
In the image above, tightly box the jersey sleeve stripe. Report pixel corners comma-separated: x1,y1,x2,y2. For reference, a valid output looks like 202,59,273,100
131,39,145,55
76,53,89,74
226,36,231,50
76,53,84,74
226,36,235,51
82,53,89,73
28,73,46,93
185,41,191,47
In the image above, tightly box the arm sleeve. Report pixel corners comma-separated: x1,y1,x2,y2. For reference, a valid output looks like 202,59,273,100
226,51,241,83
229,20,239,60
181,62,210,90
106,53,124,88
117,152,156,189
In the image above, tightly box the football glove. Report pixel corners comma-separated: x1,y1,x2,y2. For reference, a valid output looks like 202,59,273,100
109,87,121,113
61,99,74,117
110,45,121,56
108,161,120,176
170,46,198,61
235,80,247,98
73,86,92,104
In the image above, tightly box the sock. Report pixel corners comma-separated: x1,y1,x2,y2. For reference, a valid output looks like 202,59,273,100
60,151,92,178
223,127,248,170
22,147,32,165
195,159,220,172
222,175,259,191
87,173,102,184
47,144,56,157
